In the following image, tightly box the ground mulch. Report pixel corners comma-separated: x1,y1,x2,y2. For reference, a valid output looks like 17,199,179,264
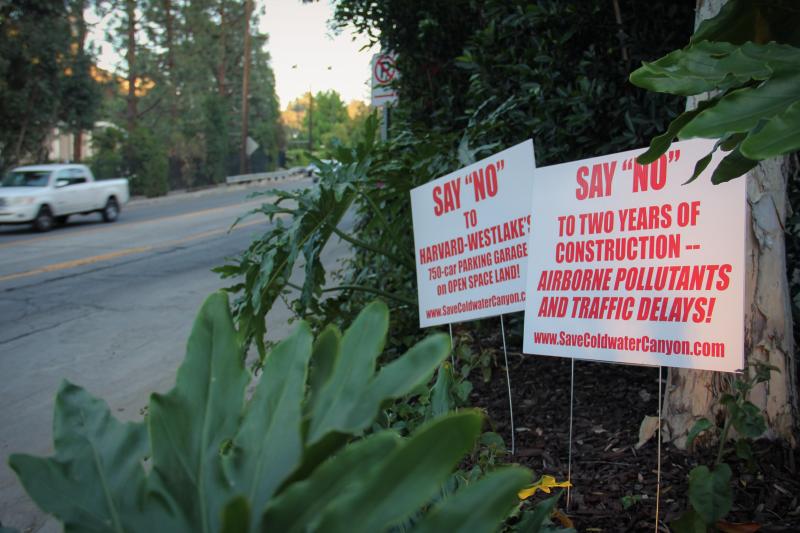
468,338,800,532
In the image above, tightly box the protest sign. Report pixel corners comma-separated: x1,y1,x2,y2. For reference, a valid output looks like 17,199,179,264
411,140,536,327
522,138,745,372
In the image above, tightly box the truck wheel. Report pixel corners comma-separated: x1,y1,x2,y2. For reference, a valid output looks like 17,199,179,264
102,197,119,222
33,206,54,232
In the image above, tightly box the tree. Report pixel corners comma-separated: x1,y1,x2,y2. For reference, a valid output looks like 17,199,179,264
630,0,799,445
60,0,102,162
0,2,74,170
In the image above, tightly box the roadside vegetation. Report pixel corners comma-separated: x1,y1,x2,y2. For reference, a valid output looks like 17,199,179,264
8,0,800,532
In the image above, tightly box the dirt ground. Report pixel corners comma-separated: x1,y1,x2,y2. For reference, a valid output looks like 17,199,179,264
469,340,800,532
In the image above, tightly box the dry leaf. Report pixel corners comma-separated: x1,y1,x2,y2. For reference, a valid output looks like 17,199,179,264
636,415,660,449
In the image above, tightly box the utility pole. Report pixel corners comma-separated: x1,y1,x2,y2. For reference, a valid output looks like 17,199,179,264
239,0,253,174
308,90,313,153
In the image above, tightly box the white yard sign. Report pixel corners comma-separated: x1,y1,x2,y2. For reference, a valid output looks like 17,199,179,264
522,138,745,372
411,140,536,327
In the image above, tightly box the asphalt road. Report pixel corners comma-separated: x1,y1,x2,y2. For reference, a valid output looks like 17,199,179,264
0,176,350,532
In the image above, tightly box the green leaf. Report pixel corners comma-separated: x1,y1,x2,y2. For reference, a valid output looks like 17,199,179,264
262,431,402,532
428,362,455,419
9,382,152,533
691,1,800,46
683,150,715,185
710,146,758,184
686,418,713,449
688,464,733,524
516,493,562,532
305,325,341,415
691,0,760,45
679,74,800,139
223,322,313,530
670,508,707,533
636,104,709,164
315,411,485,532
220,496,249,533
735,439,754,462
741,99,800,159
345,333,451,430
630,42,756,96
412,467,531,533
307,300,389,445
731,401,766,439
148,292,250,533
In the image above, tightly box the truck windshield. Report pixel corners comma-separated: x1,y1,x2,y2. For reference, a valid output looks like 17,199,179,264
1,171,51,187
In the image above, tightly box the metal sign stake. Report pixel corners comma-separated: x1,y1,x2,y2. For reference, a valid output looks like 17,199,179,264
500,315,515,455
567,358,575,510
655,366,663,532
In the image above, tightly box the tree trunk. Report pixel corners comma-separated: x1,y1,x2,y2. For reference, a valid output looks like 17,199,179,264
73,1,88,162
163,0,177,122
125,0,138,134
217,0,227,97
239,0,252,174
662,0,798,447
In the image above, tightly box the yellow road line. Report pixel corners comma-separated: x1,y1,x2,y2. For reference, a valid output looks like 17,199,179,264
0,218,265,284
0,199,270,251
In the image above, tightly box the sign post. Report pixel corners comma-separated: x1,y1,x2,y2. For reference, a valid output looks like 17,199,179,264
521,138,748,526
371,52,399,142
411,140,537,454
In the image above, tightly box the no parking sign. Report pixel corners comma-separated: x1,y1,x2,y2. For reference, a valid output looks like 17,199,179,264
371,52,398,106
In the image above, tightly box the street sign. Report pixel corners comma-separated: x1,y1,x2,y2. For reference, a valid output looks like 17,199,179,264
371,52,398,107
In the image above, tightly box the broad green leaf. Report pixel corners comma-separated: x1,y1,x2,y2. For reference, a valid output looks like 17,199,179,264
630,42,758,96
515,493,562,532
220,496,250,533
679,74,800,139
688,464,733,524
413,467,530,533
428,362,455,419
262,431,402,532
741,99,800,159
307,301,389,445
9,382,152,533
670,508,707,533
636,102,711,164
710,147,758,184
315,411,484,532
148,292,249,533
691,0,760,45
344,333,451,431
731,401,766,438
686,418,713,449
692,1,800,46
735,439,753,463
305,325,341,415
224,322,313,531
683,150,714,185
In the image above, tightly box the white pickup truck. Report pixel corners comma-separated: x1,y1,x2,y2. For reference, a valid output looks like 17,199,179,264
0,164,129,231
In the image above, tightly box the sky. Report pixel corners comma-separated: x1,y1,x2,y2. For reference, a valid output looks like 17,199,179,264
260,1,374,107
88,1,375,110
